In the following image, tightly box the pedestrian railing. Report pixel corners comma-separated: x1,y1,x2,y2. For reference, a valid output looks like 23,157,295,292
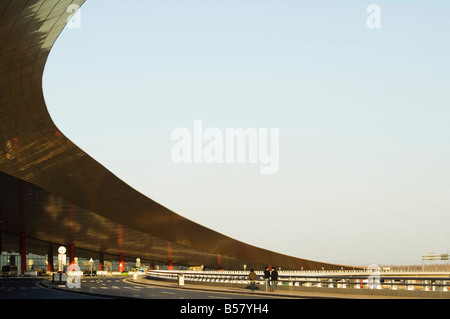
146,269,450,292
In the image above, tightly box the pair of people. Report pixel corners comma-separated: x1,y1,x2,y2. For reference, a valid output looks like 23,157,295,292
248,266,279,292
263,266,279,291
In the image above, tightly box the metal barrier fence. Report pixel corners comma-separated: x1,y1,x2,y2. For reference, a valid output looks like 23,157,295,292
146,269,450,292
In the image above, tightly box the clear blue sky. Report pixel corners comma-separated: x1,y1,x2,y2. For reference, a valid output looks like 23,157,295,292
43,0,450,266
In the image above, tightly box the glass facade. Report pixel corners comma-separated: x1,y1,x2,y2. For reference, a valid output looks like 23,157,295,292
0,231,160,275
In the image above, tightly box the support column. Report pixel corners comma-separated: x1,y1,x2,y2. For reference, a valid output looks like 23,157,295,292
18,180,26,275
47,243,53,272
119,253,124,272
69,243,75,266
167,241,173,270
0,192,3,254
99,252,104,271
217,254,222,271
20,231,26,274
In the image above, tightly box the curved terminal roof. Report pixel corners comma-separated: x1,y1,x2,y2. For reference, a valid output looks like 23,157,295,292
0,0,354,270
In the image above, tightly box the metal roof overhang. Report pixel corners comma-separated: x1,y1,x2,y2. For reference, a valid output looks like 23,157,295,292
0,0,354,270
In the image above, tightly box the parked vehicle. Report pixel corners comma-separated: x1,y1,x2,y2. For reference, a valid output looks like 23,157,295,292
2,265,18,277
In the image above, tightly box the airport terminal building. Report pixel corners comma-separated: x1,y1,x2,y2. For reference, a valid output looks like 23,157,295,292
0,0,352,275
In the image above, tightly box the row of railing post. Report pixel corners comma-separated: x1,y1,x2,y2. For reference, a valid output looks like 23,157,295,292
146,269,450,292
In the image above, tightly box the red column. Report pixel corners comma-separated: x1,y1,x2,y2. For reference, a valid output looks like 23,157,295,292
217,254,222,271
20,232,26,274
99,252,104,271
119,253,124,272
47,243,53,272
167,241,173,270
69,243,75,266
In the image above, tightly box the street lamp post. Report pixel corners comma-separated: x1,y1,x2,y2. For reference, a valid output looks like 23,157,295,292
58,246,66,272
89,258,94,276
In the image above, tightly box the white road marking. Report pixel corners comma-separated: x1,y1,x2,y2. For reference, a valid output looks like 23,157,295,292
209,295,231,299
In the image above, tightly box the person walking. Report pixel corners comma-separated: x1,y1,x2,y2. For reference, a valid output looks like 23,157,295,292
264,266,270,291
270,267,278,291
249,269,257,292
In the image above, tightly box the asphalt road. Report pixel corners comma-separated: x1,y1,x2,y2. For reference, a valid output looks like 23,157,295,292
0,276,293,318
0,277,104,299
0,277,284,299
61,277,282,299
0,277,420,318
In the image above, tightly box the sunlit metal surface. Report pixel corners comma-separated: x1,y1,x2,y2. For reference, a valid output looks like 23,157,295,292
0,0,353,270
